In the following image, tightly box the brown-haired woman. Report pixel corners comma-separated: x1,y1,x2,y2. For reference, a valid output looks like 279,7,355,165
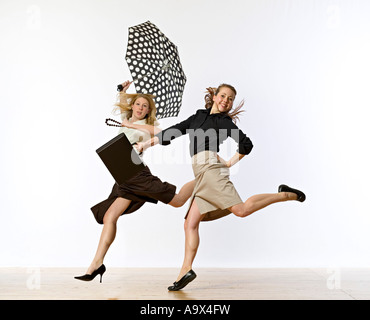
74,81,195,282
137,83,306,290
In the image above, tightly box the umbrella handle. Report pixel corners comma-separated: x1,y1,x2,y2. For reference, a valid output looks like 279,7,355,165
105,118,122,127
117,81,133,92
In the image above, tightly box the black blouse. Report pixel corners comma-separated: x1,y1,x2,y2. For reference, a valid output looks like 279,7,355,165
155,108,253,157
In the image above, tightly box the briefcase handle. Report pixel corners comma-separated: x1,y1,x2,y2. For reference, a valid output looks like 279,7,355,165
105,118,122,127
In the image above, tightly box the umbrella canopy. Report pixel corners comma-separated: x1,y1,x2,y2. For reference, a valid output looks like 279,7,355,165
125,21,186,119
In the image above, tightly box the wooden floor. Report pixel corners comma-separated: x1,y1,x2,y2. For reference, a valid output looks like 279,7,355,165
1,268,369,300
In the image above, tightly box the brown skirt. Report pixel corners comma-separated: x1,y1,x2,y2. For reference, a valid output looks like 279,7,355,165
91,166,176,224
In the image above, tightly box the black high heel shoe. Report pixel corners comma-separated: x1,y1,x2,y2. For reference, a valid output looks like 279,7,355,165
74,264,106,283
278,184,306,202
168,270,197,291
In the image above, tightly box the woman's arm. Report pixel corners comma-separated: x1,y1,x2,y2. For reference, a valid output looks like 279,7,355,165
217,117,252,167
121,118,162,136
155,113,196,146
226,152,245,168
135,136,159,153
134,112,194,152
116,80,132,105
223,117,253,158
217,153,245,168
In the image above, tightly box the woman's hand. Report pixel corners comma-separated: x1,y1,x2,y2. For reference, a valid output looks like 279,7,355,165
135,142,145,153
134,136,159,153
227,153,245,168
120,80,132,93
121,118,133,128
217,155,231,167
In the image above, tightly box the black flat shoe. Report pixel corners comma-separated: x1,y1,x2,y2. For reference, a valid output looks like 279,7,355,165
278,184,306,202
74,264,106,283
168,270,197,291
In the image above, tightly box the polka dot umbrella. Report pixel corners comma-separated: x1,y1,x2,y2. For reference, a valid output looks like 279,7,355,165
125,21,187,119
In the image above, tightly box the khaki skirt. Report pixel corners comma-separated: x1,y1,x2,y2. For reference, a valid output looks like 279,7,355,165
186,151,243,222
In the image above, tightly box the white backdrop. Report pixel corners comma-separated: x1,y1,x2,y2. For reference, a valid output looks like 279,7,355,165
1,0,370,268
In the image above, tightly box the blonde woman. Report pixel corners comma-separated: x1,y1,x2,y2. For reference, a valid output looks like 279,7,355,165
75,81,195,282
138,84,306,290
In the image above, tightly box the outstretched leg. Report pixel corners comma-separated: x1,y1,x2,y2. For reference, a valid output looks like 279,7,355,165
86,197,131,274
175,199,203,282
168,180,196,208
229,191,298,218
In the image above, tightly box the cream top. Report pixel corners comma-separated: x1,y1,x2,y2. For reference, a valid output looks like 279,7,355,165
117,113,160,154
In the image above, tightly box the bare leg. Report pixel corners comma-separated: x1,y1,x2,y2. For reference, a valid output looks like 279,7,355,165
230,191,297,218
168,180,196,208
86,197,131,274
175,199,203,281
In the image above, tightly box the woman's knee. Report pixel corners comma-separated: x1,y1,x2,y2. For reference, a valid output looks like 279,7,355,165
184,220,199,232
168,195,182,208
103,211,120,225
230,203,253,218
168,193,187,208
184,201,202,230
102,198,130,224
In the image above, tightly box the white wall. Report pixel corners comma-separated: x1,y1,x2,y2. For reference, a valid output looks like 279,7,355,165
1,0,370,268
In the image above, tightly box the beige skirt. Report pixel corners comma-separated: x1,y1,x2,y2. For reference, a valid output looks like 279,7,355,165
186,151,243,222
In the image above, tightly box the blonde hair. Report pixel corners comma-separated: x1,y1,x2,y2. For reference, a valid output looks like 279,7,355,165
114,92,157,125
204,84,245,123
